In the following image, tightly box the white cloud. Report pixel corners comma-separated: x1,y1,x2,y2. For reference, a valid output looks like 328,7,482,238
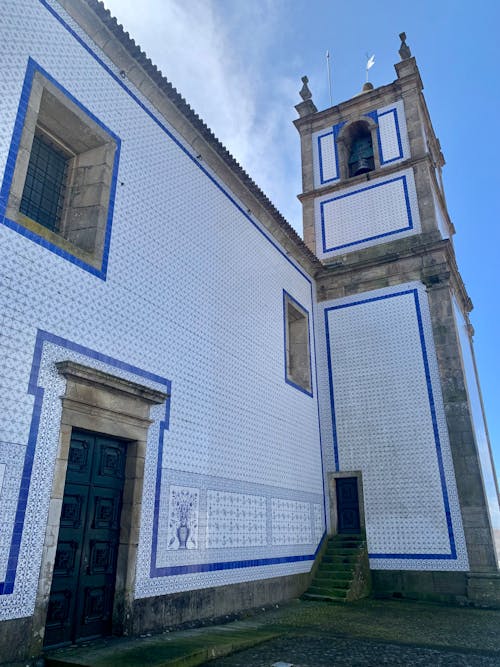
102,0,304,231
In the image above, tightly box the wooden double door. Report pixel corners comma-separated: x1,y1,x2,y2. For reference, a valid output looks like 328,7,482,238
44,430,126,647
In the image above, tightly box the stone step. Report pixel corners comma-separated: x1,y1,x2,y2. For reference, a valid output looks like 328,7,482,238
313,577,351,589
322,554,357,564
313,572,352,588
307,585,348,598
324,546,361,555
301,592,346,603
316,568,352,579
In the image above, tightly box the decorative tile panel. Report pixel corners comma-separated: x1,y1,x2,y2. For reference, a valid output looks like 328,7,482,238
315,283,469,570
166,486,199,550
0,0,324,620
316,168,420,257
271,499,312,545
207,490,266,548
312,122,344,189
377,101,409,165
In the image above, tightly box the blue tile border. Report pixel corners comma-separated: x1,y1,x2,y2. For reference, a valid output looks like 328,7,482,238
0,313,325,595
377,108,404,165
282,290,313,397
317,121,345,186
32,0,313,286
0,329,171,595
0,1,329,594
320,174,413,254
323,288,457,560
0,57,121,281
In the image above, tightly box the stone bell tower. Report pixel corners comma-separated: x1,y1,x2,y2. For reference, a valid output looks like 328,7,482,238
295,34,500,603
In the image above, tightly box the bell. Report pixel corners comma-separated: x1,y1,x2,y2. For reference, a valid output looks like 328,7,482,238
348,136,374,177
350,157,373,176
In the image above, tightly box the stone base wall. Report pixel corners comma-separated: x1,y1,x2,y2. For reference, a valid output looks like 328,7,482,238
372,570,468,605
0,568,316,666
127,571,312,637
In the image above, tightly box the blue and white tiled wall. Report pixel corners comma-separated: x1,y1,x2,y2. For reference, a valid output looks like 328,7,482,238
312,100,410,190
453,300,500,560
312,100,421,259
0,0,324,620
315,282,469,571
315,168,421,257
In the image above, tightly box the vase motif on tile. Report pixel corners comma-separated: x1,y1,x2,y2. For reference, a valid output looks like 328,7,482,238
167,486,199,550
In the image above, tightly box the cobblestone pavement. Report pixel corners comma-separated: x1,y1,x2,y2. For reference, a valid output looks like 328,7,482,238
201,599,500,667
202,633,499,666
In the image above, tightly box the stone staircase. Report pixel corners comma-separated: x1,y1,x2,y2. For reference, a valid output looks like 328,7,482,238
302,533,371,602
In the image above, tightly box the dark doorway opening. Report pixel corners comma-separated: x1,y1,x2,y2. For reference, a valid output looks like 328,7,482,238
336,477,361,534
44,430,126,648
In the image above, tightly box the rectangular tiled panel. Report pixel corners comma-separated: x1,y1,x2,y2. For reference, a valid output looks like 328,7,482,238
316,168,420,257
315,283,469,571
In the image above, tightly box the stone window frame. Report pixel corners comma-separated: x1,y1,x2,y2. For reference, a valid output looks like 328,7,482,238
283,290,313,397
336,117,381,181
31,361,167,653
0,58,121,280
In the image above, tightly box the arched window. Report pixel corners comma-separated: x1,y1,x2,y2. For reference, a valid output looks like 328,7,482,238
347,121,374,177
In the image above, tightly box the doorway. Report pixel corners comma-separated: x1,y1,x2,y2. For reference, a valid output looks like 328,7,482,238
336,476,361,534
44,430,126,647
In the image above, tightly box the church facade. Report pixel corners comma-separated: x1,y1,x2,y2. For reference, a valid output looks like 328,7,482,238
0,1,498,664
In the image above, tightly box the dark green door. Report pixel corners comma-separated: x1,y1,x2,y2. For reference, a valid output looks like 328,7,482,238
44,431,126,648
336,477,361,534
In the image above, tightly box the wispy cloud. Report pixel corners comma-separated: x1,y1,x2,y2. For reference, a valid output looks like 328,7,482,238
102,0,304,231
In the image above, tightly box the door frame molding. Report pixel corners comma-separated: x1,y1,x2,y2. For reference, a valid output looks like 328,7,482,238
327,471,366,536
33,361,167,649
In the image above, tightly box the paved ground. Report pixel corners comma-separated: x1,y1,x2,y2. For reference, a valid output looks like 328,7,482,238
45,598,500,667
201,599,500,667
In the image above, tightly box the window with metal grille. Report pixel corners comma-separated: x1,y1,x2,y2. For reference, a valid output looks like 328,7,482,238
20,133,69,232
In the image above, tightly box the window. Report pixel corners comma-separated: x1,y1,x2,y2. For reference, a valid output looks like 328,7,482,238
4,61,120,277
20,132,69,232
284,292,312,395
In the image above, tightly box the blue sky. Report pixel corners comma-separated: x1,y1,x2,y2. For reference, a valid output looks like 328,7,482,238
102,0,500,478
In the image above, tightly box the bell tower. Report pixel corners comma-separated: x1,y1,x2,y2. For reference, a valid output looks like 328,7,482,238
295,35,500,603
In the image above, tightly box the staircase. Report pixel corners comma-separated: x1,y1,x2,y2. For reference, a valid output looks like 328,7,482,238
302,533,371,602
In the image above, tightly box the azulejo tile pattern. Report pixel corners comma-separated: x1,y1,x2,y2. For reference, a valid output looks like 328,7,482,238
315,282,469,571
271,499,312,545
452,300,500,547
316,168,420,257
166,486,199,550
0,0,325,619
311,102,409,191
377,101,410,165
207,491,267,549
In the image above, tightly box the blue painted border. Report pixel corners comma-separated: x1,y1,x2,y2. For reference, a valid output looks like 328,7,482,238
0,329,324,594
323,288,457,560
318,130,336,184
28,0,312,286
320,175,413,254
317,121,345,186
0,0,328,594
0,329,171,595
282,290,313,397
378,108,404,165
0,57,121,281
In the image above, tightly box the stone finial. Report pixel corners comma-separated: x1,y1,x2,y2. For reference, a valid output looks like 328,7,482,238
299,75,312,101
399,32,412,60
295,75,317,117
